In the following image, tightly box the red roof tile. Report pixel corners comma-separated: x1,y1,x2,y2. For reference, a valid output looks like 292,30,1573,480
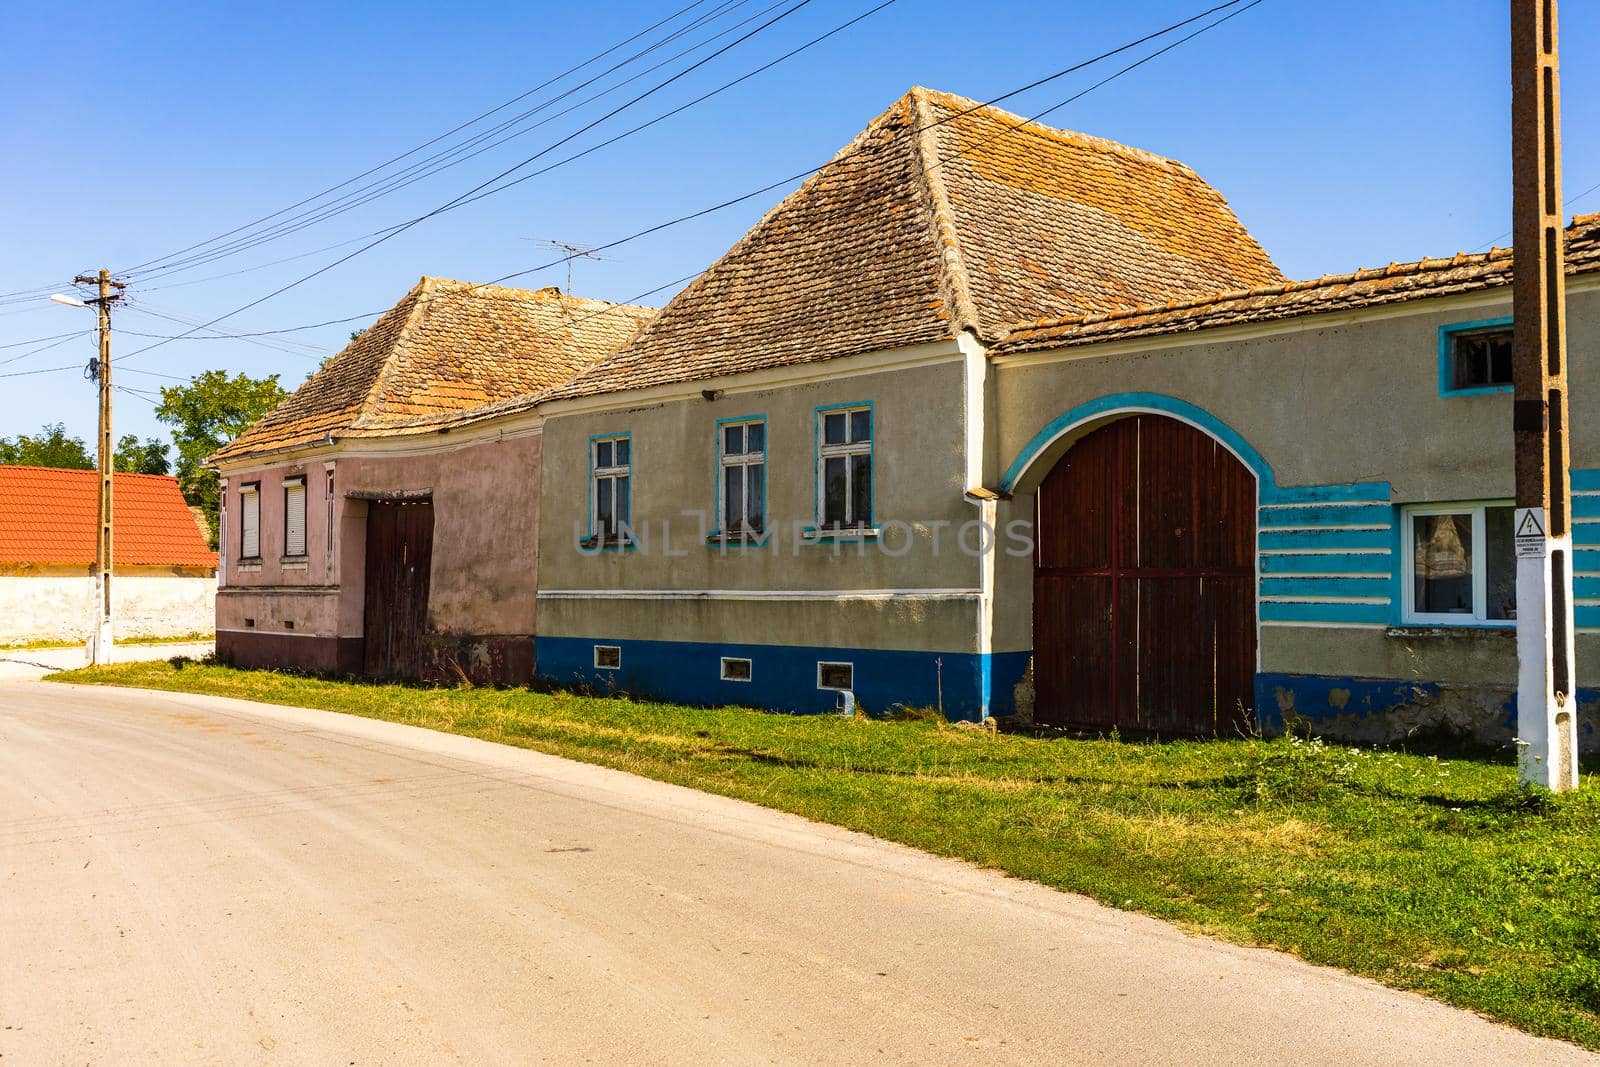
0,466,218,567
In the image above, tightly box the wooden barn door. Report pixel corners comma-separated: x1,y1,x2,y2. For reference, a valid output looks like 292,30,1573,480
1033,415,1255,736
362,500,435,679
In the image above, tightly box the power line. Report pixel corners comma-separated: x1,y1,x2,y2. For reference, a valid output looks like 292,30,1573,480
0,331,92,368
115,0,724,278
0,329,90,351
113,0,838,367
126,0,767,283
110,0,1261,356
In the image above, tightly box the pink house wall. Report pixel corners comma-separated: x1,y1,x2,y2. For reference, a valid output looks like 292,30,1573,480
216,432,541,681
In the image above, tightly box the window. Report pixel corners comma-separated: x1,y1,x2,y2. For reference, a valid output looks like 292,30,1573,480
817,405,872,530
817,661,854,690
720,656,752,682
283,476,307,558
718,419,765,537
588,435,631,547
239,484,260,559
594,645,621,669
1404,503,1516,624
1440,319,1513,395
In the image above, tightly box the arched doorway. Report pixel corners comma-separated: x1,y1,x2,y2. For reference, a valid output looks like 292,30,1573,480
1032,413,1255,735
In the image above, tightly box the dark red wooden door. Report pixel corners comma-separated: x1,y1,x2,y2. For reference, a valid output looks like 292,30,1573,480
1033,415,1255,736
362,500,434,679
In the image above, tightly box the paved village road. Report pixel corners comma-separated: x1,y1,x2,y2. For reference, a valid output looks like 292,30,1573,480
2,679,1592,1066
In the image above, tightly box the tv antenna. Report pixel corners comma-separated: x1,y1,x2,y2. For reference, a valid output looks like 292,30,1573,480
525,238,617,297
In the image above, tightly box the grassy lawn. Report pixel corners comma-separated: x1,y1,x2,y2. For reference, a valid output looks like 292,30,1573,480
50,659,1600,1049
1,632,213,652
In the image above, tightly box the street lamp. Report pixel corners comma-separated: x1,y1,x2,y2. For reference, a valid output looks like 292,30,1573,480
50,293,87,308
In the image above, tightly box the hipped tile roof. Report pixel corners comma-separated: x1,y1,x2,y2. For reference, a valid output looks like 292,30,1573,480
540,87,1281,401
0,466,217,567
211,278,655,463
994,213,1600,354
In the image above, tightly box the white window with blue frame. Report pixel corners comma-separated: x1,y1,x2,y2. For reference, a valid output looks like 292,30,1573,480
816,403,873,532
587,433,632,548
1438,317,1513,396
1402,501,1516,625
716,417,765,540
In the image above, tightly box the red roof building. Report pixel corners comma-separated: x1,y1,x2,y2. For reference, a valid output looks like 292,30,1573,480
0,466,217,568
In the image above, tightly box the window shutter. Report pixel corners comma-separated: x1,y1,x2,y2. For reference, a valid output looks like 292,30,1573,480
241,488,260,559
284,478,307,557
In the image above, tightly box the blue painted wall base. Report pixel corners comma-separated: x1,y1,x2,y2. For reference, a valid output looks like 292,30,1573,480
537,636,1031,721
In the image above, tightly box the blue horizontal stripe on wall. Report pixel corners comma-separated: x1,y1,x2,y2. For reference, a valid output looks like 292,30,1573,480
1572,496,1600,519
1574,523,1600,547
1259,552,1392,575
1266,482,1390,505
1571,469,1600,492
1573,576,1600,599
1577,549,1600,573
1257,504,1392,528
1260,601,1391,625
1579,606,1600,629
1259,527,1392,551
536,636,1022,722
1260,576,1392,599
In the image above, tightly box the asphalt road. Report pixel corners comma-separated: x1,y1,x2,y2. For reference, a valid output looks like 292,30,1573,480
2,678,1592,1065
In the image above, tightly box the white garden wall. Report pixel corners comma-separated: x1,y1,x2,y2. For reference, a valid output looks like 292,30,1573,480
0,573,216,644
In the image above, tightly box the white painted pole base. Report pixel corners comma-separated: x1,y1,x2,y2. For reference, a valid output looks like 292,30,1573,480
1515,546,1579,791
85,575,114,667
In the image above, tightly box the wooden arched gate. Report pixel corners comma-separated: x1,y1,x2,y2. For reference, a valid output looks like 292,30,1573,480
1032,413,1256,735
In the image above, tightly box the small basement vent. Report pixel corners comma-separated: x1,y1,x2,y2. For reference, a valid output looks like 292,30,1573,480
817,661,854,691
720,657,752,682
594,645,622,670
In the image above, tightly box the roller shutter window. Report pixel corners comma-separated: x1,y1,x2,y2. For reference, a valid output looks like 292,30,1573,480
284,476,307,558
240,484,260,560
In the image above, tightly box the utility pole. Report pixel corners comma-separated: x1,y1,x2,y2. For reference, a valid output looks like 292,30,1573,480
76,269,125,665
1511,0,1579,791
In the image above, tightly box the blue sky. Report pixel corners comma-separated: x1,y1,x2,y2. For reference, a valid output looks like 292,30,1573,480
2,0,1597,448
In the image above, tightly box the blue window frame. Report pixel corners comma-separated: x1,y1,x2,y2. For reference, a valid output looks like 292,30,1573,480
586,432,632,548
1438,317,1513,397
713,416,766,541
813,402,874,532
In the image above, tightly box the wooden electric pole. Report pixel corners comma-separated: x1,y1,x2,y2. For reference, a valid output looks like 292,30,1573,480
75,268,124,666
1511,0,1579,791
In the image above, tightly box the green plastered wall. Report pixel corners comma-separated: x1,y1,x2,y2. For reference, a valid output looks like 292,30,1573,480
536,355,984,655
989,283,1600,688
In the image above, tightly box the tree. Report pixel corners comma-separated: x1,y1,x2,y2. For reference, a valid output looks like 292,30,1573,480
156,370,286,545
113,434,171,475
0,422,93,469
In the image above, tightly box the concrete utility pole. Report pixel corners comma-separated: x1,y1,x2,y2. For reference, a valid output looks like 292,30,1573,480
1511,0,1579,791
77,269,124,665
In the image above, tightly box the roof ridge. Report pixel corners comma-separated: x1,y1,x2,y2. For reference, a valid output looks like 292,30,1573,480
908,88,982,337
909,85,1197,173
355,276,435,428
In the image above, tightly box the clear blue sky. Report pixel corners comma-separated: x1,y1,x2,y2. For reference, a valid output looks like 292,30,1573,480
2,0,1597,449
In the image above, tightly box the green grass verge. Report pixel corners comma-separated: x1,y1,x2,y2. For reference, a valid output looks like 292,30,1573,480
50,659,1600,1048
1,632,213,651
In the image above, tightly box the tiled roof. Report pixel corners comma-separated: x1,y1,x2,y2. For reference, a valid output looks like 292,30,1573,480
541,87,1281,401
211,278,655,462
0,466,217,567
994,212,1600,354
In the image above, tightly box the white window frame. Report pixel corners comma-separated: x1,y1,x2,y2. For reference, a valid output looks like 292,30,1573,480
594,645,622,670
589,434,632,546
720,656,753,682
717,418,766,538
239,483,261,560
1402,500,1515,626
817,661,854,691
283,475,308,558
816,405,872,531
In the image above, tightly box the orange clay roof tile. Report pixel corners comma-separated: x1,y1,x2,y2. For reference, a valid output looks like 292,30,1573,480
537,86,1281,402
993,212,1600,355
0,467,217,567
211,278,655,463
